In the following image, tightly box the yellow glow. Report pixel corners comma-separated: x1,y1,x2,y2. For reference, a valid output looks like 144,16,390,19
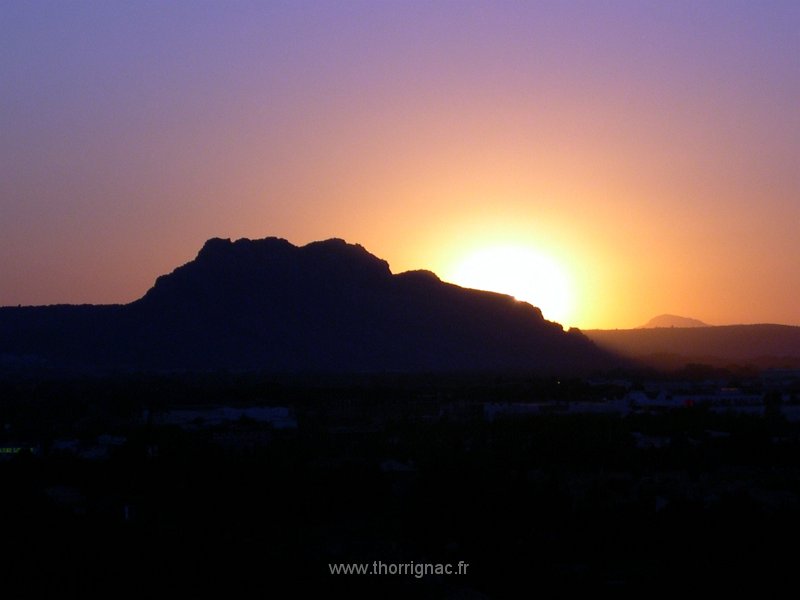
444,245,574,326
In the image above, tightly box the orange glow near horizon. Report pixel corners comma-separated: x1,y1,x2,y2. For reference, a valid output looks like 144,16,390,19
3,3,799,330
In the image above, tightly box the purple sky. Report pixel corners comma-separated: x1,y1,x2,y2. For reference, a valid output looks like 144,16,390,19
2,1,799,328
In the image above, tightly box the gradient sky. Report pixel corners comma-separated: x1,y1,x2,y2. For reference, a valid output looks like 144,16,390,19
2,0,799,329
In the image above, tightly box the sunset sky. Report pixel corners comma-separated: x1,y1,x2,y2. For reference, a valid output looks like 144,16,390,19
2,1,798,329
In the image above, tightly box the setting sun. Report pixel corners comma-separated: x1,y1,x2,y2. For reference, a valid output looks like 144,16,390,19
445,245,574,326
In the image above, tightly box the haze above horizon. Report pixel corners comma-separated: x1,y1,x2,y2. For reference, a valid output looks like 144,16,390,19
2,1,798,329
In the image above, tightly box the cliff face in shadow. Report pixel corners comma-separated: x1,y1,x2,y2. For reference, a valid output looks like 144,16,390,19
0,237,618,375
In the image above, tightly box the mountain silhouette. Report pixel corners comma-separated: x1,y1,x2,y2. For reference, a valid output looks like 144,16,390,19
0,237,619,375
640,314,708,328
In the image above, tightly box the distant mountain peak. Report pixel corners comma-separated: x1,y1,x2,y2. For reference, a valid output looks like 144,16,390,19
640,314,709,328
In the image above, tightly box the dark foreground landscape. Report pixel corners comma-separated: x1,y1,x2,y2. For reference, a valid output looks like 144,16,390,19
3,370,800,598
3,238,800,597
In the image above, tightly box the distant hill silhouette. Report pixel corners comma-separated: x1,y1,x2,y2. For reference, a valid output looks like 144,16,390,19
640,314,708,328
585,324,800,370
0,237,620,375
